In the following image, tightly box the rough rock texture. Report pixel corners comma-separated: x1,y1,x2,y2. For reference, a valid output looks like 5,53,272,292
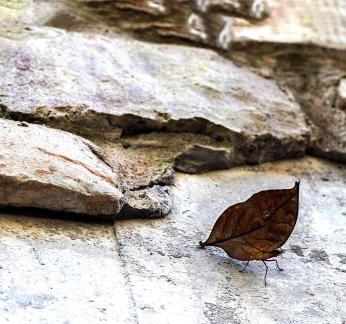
173,144,233,173
59,0,346,162
0,213,134,323
266,53,346,163
98,141,175,191
0,29,310,167
118,186,173,219
0,118,172,218
0,118,125,216
0,1,345,323
121,132,235,173
0,0,345,163
71,0,346,50
114,157,346,323
1,156,345,323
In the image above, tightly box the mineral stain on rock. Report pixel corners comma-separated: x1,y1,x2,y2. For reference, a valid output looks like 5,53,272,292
290,244,305,257
336,254,346,264
308,249,330,263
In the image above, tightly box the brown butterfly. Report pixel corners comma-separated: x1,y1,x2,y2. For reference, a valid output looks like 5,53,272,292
199,181,300,285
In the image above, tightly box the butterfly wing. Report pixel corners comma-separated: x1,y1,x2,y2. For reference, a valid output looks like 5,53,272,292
200,182,299,260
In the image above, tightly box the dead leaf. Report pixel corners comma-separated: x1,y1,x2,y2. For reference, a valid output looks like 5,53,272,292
199,182,300,285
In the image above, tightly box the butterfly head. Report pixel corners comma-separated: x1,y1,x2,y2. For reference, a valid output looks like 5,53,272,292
272,248,284,257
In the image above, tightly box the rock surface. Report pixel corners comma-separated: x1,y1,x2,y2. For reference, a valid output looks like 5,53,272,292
0,118,125,216
0,29,310,166
2,157,343,323
114,156,346,323
0,213,134,323
71,0,346,50
0,2,345,323
173,144,233,173
268,54,346,163
0,0,345,163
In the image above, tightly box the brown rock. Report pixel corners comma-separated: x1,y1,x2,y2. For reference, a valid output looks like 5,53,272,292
0,118,126,216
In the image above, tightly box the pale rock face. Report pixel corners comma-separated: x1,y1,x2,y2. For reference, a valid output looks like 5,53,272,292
114,157,346,323
336,79,346,110
0,30,310,166
55,0,345,50
0,118,125,216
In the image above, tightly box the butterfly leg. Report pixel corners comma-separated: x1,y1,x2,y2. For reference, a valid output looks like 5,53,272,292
266,259,284,271
198,241,205,249
262,261,268,286
239,261,249,273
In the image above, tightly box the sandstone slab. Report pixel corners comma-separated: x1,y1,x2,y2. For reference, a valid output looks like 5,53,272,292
0,118,125,216
0,29,309,167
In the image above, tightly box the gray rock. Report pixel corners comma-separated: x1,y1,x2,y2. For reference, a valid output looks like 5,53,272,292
118,185,173,219
114,156,346,323
173,144,233,173
0,155,345,323
273,58,346,163
121,132,235,174
0,29,310,167
70,0,346,50
0,118,125,216
0,213,134,323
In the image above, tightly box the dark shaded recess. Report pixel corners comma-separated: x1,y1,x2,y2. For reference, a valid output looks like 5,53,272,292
0,105,309,168
0,106,235,142
116,203,166,219
173,145,232,173
238,134,307,165
0,206,114,223
110,114,209,136
307,146,346,164
0,199,168,221
72,0,268,48
45,11,84,30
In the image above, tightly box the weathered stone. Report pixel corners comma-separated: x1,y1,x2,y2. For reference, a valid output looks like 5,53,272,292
0,118,126,216
70,0,346,50
118,185,173,219
114,156,346,323
229,0,346,50
173,144,233,173
336,78,346,111
0,213,134,323
269,56,346,163
0,118,174,218
0,29,310,168
121,132,235,173
99,141,175,191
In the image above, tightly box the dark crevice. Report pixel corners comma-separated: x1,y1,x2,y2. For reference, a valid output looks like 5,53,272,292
0,106,311,167
0,206,114,223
